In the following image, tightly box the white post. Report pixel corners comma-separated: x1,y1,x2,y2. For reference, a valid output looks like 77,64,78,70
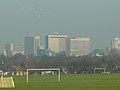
1,70,4,88
1,76,3,88
94,68,95,74
27,69,28,83
104,68,106,73
11,77,15,88
58,69,60,82
2,71,3,78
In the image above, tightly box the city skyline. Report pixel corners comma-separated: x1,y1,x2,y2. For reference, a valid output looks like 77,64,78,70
4,34,91,57
4,34,120,57
0,0,120,50
1,33,120,52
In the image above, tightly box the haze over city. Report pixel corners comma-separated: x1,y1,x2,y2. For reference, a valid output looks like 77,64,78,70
0,0,120,50
1,1,120,89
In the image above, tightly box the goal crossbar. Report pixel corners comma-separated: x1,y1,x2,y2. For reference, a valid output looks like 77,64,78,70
27,68,61,83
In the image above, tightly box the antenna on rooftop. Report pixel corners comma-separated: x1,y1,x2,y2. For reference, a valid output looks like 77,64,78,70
2,60,4,65
54,32,59,35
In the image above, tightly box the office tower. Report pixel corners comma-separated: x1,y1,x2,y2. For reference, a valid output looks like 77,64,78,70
5,43,24,57
25,36,40,56
34,36,40,55
69,37,90,56
46,34,68,54
112,38,120,51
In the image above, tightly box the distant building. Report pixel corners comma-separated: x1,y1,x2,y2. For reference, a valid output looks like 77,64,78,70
37,49,54,57
25,36,40,56
5,43,24,57
37,48,66,57
92,49,104,57
92,47,110,57
46,34,68,54
68,37,90,56
112,38,120,51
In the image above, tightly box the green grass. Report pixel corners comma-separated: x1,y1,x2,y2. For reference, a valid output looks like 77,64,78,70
1,74,120,90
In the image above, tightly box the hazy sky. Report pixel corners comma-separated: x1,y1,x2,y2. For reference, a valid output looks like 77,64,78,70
0,0,120,50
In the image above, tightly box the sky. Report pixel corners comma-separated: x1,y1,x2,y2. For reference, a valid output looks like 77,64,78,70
0,0,120,51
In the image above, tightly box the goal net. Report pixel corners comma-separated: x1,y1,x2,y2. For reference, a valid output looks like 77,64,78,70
26,68,61,83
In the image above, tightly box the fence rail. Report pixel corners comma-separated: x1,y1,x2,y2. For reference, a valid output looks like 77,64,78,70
0,77,15,88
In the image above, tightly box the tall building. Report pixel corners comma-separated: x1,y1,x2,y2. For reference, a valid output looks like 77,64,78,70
112,38,120,50
5,43,24,57
34,36,40,55
68,37,90,56
25,36,40,56
46,34,68,54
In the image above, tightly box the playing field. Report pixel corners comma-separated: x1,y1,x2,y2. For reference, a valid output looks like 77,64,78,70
1,74,120,90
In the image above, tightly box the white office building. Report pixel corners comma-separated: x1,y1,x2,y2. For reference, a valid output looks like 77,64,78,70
46,34,68,54
112,38,120,51
68,37,90,56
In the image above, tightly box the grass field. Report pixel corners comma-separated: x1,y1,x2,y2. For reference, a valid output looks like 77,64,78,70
1,74,120,90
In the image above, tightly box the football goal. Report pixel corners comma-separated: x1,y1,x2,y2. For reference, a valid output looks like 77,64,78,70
26,68,61,83
94,68,106,74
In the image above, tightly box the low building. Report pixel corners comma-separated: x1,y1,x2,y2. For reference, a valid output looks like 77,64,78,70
5,43,24,57
37,48,66,57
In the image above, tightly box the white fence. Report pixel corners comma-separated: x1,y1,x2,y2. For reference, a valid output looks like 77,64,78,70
0,77,15,88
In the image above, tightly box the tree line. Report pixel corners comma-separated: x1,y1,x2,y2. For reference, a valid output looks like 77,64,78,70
0,49,120,74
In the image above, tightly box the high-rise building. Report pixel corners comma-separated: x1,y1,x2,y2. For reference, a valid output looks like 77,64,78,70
34,36,40,55
68,37,90,56
112,38,120,50
25,36,40,56
5,43,24,57
46,34,68,54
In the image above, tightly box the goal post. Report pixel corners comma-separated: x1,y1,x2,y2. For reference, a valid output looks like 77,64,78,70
26,68,61,83
94,68,106,74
